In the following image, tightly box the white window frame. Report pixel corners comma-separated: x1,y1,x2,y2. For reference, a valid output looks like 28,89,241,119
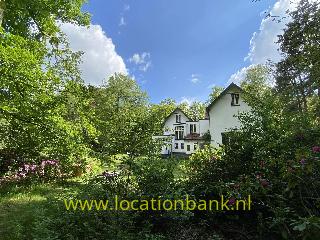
190,124,197,133
175,126,184,140
176,114,181,123
231,93,240,106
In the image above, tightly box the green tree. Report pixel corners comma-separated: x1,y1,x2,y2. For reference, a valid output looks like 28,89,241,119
90,74,152,156
0,0,90,43
176,101,206,121
241,64,272,106
149,98,176,135
207,86,224,104
0,30,96,174
187,101,206,121
276,0,320,114
0,0,92,174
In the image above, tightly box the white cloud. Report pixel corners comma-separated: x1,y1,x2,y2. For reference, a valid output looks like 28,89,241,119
128,52,152,72
140,62,151,72
190,74,200,84
207,83,216,89
119,4,130,28
180,97,196,106
60,23,127,85
129,54,140,64
119,17,126,26
124,4,130,11
228,0,300,85
129,52,150,64
228,66,253,85
191,78,199,84
228,64,276,86
246,0,298,64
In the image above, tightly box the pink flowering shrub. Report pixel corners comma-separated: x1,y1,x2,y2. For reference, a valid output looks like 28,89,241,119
312,146,320,153
2,159,61,183
186,138,320,239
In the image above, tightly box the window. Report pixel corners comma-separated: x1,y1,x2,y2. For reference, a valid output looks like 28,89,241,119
176,114,181,123
175,143,179,149
187,145,190,151
175,126,184,140
231,93,240,106
194,143,198,150
181,143,184,149
221,132,231,145
190,124,197,133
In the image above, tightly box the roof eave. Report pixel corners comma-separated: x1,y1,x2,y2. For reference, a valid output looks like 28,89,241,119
206,82,243,113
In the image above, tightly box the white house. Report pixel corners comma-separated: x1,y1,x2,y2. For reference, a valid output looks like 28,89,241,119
206,82,251,146
153,83,251,155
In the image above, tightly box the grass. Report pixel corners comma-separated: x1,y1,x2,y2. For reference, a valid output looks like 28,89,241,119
0,179,85,240
172,157,189,180
0,156,131,239
0,155,187,239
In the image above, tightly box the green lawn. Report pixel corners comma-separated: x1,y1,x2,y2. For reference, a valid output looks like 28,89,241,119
0,156,188,239
0,179,86,240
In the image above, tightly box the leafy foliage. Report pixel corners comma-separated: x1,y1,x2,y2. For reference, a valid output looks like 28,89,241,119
1,0,320,239
207,86,224,104
1,0,90,42
276,0,320,115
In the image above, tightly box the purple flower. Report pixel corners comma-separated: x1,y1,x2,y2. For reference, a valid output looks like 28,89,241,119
40,159,59,167
228,197,236,205
23,164,30,172
29,164,37,172
17,172,27,178
300,158,306,165
260,179,269,188
312,146,320,153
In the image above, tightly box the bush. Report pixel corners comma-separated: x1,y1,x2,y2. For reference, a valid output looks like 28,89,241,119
184,131,320,239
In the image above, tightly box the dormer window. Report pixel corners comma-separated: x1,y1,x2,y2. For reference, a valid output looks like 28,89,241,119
231,93,240,106
176,114,181,123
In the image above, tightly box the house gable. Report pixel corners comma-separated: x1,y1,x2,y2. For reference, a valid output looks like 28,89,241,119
163,108,191,135
206,82,243,114
163,108,191,124
156,83,251,155
206,82,251,145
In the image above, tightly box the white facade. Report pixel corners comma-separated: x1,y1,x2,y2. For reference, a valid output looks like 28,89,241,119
207,83,251,146
154,83,251,155
154,108,209,155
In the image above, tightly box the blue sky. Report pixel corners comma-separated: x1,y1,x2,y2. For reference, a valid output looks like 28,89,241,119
62,0,296,104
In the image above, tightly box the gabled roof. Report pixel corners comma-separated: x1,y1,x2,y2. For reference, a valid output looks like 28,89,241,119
206,82,243,112
163,107,192,124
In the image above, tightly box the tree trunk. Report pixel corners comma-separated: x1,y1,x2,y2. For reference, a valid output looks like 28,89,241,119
0,0,5,27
